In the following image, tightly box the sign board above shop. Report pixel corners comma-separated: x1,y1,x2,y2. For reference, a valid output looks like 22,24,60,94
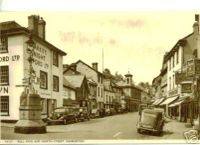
175,72,193,84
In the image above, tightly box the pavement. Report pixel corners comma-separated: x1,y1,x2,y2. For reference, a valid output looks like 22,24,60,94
0,112,192,143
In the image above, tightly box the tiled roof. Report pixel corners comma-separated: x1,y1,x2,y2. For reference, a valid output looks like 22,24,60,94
0,21,66,55
64,75,85,88
63,77,76,90
0,21,22,30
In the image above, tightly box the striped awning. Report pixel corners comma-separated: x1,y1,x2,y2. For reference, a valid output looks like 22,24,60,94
160,96,178,106
152,98,165,105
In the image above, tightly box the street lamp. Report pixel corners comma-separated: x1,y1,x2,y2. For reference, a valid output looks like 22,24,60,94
14,35,46,134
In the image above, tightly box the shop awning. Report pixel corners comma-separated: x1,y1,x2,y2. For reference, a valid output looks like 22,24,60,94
152,98,165,105
160,96,178,106
169,100,185,107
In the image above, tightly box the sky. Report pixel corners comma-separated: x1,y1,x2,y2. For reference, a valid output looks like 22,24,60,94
1,1,200,84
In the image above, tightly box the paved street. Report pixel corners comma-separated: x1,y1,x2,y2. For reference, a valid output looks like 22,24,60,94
1,112,190,142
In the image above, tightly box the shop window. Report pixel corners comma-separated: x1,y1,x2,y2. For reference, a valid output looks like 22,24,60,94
0,37,8,53
40,71,48,89
53,51,59,67
0,96,9,116
0,66,9,85
53,75,59,92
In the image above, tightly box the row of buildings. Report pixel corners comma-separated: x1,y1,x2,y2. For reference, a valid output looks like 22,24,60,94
0,15,150,120
152,14,200,124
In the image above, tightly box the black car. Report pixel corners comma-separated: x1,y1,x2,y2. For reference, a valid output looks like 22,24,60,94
46,106,79,125
77,107,90,121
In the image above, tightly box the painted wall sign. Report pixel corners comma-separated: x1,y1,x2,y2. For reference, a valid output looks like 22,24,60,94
0,55,20,62
0,86,9,94
31,44,49,69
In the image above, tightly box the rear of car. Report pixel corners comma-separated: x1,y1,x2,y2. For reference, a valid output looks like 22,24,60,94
137,109,164,135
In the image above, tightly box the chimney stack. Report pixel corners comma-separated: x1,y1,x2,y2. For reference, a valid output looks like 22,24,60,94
193,14,199,35
92,63,98,71
28,15,46,40
28,15,39,35
38,17,46,40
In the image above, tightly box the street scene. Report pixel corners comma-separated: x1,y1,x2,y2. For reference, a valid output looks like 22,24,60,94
1,11,200,144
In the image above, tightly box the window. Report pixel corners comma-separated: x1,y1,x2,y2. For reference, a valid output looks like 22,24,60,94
53,51,59,67
127,78,129,84
173,75,175,89
40,71,48,89
176,50,179,64
169,60,171,70
0,66,9,85
172,56,175,68
53,75,59,92
97,87,100,96
1,96,9,116
0,36,8,53
169,77,171,90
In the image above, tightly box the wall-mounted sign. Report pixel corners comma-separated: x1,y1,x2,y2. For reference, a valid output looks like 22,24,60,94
0,55,20,62
181,83,192,93
0,86,8,94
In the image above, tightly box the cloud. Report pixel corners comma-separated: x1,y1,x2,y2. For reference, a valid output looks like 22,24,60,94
109,18,145,29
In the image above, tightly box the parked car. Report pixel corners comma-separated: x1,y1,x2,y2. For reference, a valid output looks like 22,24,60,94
90,108,100,118
105,108,111,116
46,106,79,125
77,107,90,122
110,108,116,116
137,108,165,136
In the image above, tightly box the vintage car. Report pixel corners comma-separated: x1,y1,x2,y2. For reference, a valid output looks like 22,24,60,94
77,107,90,121
46,106,79,125
137,108,165,136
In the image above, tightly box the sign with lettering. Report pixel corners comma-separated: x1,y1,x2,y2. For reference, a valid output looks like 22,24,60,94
29,44,49,69
0,55,20,62
0,86,8,95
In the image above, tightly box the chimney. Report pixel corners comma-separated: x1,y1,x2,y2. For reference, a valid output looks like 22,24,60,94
28,15,39,35
92,62,98,71
38,17,46,39
193,14,199,35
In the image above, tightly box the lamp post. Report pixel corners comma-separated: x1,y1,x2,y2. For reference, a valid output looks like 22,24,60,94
14,35,46,134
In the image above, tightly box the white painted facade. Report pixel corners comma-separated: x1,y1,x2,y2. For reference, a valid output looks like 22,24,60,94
0,33,65,120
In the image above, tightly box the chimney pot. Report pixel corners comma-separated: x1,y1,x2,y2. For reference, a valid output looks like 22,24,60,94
92,63,98,71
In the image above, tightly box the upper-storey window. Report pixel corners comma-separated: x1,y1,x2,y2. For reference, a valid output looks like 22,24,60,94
172,55,175,68
40,71,48,89
169,59,171,70
176,49,179,64
53,75,59,92
0,66,9,85
53,51,59,67
0,37,8,53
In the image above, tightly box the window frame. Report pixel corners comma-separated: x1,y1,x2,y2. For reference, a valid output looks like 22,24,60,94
0,36,8,53
0,96,9,116
53,51,59,67
0,65,9,86
40,70,48,89
53,75,59,92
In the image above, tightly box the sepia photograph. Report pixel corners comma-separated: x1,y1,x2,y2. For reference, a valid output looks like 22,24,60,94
1,0,200,144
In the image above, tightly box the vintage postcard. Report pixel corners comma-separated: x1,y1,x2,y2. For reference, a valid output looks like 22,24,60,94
1,2,200,144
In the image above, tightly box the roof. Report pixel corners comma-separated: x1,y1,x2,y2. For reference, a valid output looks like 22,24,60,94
87,78,97,86
116,80,143,92
165,33,193,61
0,21,66,56
64,75,85,88
63,77,76,90
76,60,103,75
